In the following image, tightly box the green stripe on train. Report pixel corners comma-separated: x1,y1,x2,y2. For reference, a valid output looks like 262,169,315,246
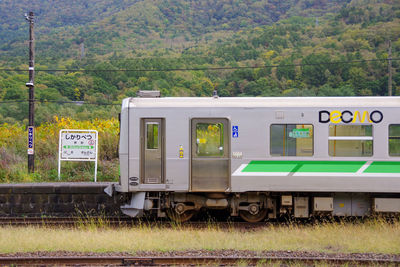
364,161,400,173
242,161,366,173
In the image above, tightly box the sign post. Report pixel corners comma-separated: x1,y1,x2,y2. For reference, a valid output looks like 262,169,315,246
25,12,35,173
58,129,98,181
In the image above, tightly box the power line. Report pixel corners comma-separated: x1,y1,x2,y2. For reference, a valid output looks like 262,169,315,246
36,100,119,105
0,100,27,104
0,58,398,73
0,99,119,106
100,55,213,60
42,100,119,106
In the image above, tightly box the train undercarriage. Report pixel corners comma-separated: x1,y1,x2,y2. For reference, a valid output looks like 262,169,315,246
119,191,400,222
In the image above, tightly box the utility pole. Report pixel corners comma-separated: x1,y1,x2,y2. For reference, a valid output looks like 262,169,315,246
25,12,35,173
388,40,392,96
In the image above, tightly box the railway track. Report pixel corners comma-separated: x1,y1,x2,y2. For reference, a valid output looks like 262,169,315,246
1,216,395,228
0,216,135,226
0,216,273,229
0,255,399,266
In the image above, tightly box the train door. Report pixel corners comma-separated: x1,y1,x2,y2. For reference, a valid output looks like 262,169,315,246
141,118,164,184
191,118,230,192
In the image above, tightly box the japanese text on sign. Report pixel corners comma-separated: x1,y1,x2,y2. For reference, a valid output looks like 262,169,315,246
27,126,34,155
58,129,98,182
60,131,97,160
289,128,310,138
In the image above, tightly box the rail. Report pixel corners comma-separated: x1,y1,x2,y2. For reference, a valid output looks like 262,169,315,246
0,217,272,229
0,255,398,266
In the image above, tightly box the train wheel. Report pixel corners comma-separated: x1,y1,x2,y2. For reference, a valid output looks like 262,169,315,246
167,209,196,223
239,208,267,223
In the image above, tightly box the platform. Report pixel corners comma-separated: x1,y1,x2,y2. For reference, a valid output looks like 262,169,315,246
0,182,123,217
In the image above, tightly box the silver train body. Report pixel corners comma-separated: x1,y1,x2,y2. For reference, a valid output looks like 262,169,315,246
107,93,400,221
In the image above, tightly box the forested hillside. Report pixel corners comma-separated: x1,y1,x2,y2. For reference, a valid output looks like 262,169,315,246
0,0,350,60
0,0,400,125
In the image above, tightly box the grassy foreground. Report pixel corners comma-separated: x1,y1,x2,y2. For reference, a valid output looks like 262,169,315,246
0,220,399,254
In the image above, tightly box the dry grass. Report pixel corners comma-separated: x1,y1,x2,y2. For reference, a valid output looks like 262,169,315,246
0,219,399,254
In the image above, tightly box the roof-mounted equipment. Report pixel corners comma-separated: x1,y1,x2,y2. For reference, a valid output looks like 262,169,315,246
137,90,161,98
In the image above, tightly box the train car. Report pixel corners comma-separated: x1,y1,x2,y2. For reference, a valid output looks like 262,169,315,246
105,91,400,222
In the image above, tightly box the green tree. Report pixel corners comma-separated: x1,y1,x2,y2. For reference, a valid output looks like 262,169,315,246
277,58,296,81
301,54,331,88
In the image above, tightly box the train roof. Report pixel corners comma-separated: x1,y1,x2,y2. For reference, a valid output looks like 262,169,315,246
125,96,400,108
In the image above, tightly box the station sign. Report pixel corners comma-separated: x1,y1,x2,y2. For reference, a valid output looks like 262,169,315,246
60,131,97,160
27,126,34,155
58,129,98,181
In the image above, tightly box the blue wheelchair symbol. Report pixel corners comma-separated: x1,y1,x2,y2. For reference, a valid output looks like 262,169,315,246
232,126,238,138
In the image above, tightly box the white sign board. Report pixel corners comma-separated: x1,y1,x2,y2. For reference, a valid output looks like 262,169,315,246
58,129,98,181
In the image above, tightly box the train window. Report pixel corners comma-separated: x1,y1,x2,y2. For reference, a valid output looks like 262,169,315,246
146,123,159,149
270,124,313,156
195,123,224,157
328,125,372,157
389,125,400,156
